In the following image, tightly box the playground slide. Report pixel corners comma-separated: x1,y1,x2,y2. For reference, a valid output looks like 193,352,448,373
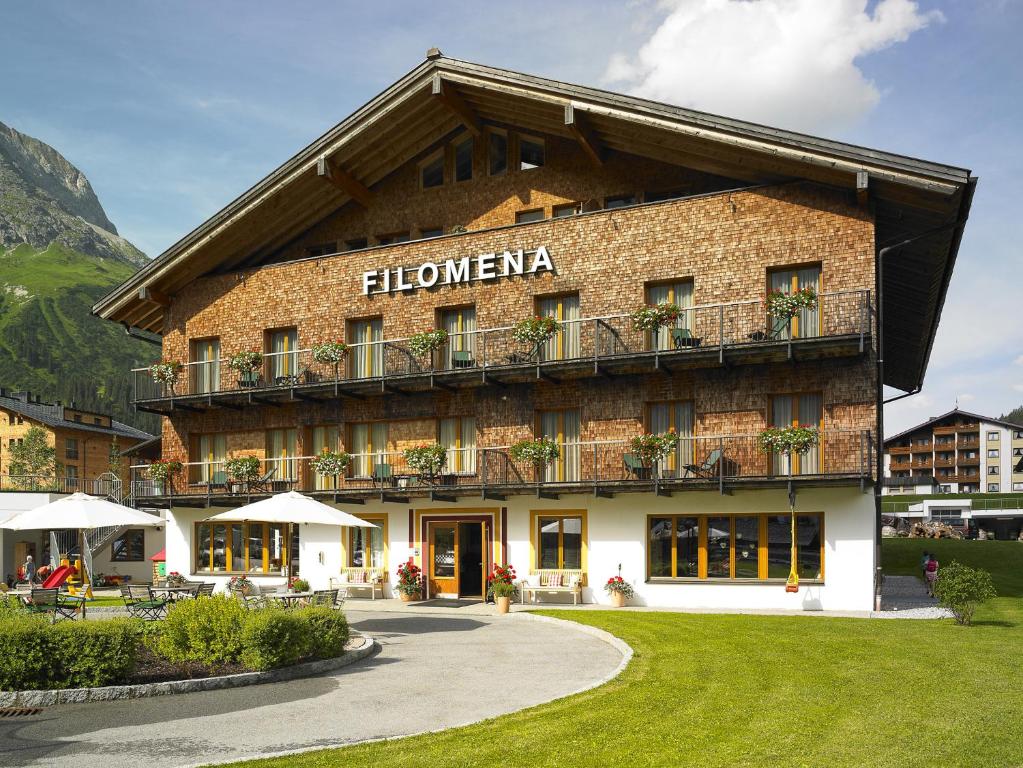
41,564,75,589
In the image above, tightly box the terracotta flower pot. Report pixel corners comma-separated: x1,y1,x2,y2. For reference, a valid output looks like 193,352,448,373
400,591,420,602
496,595,511,614
610,591,627,608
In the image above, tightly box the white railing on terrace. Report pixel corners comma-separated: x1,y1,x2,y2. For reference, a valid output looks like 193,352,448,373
132,290,872,400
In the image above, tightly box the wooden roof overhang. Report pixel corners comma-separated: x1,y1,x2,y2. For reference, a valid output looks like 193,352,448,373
94,53,975,393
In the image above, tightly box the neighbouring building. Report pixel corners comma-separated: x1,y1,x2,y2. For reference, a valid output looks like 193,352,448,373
0,388,158,583
92,51,975,611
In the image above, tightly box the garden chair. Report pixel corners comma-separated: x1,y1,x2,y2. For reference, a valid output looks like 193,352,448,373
623,453,651,480
196,582,216,597
670,328,702,349
684,448,739,479
310,589,339,608
749,316,791,342
121,584,168,620
237,370,261,388
206,470,228,494
21,588,82,623
373,463,394,488
247,467,278,494
451,350,475,368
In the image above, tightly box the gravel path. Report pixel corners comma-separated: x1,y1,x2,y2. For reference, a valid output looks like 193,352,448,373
874,574,953,619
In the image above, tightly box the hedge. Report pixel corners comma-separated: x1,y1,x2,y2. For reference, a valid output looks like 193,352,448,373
157,594,248,665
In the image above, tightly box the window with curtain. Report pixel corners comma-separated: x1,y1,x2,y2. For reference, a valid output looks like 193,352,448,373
645,281,694,350
265,428,297,481
538,409,580,482
196,521,291,574
266,328,298,382
190,337,220,394
647,401,694,476
439,416,476,473
192,433,227,484
536,514,583,569
439,306,477,369
536,294,580,361
350,422,388,477
768,266,821,339
348,318,383,378
770,393,823,475
311,425,340,489
348,516,387,569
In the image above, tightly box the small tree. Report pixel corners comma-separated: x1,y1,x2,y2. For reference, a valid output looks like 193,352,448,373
9,427,56,489
933,561,997,626
108,437,123,479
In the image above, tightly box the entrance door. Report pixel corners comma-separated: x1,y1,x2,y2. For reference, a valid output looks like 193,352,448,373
429,522,458,598
457,521,485,598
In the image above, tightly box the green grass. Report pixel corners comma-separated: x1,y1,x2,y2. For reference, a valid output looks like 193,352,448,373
218,540,1023,768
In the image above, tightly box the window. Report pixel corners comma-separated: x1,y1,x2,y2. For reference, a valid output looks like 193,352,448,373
488,130,508,175
988,465,1000,475
345,515,387,568
532,512,585,571
988,449,1000,458
770,393,823,475
420,152,444,189
377,232,410,246
419,227,444,239
93,417,101,425
195,521,289,574
1014,482,1023,491
1014,431,1023,440
988,431,1000,441
266,328,298,383
439,306,477,370
454,137,473,182
536,293,580,361
605,194,636,209
519,135,544,170
1014,448,1023,457
647,514,824,581
645,188,686,203
65,464,78,487
344,238,368,251
939,485,952,494
310,425,341,490
265,428,298,482
190,337,221,395
190,433,226,484
988,483,1000,492
515,208,544,224
646,280,694,351
961,484,978,493
768,265,821,339
74,415,82,423
553,202,581,218
439,416,476,473
349,422,388,478
65,438,79,460
347,317,383,378
537,409,580,482
305,242,336,258
647,401,694,475
111,530,145,562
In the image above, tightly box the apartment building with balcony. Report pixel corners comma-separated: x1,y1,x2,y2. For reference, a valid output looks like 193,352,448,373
93,52,974,611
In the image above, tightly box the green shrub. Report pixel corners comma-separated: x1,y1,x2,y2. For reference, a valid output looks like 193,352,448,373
0,614,50,689
159,594,247,665
934,561,997,625
240,609,311,670
294,606,349,659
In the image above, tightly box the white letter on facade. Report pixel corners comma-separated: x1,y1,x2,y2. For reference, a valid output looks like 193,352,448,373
445,257,470,285
418,261,439,288
501,249,524,277
529,245,553,274
477,253,496,280
362,270,378,295
395,266,413,291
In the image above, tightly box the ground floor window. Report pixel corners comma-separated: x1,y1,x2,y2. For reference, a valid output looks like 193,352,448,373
194,521,289,574
110,529,145,562
344,515,387,569
647,513,823,581
530,510,586,571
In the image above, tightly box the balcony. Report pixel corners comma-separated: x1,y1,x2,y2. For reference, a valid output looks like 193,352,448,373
887,445,912,456
958,438,980,449
127,429,873,506
934,457,955,468
957,454,980,466
0,474,121,497
909,459,933,469
131,291,872,413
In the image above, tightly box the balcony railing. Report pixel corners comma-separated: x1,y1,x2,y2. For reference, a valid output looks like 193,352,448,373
131,290,872,408
128,429,873,503
0,474,118,496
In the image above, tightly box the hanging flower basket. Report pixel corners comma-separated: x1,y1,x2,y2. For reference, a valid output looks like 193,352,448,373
403,443,447,476
147,459,182,483
765,287,817,319
758,425,820,455
149,361,182,392
407,329,449,358
512,316,559,347
631,302,683,332
310,450,351,477
629,431,679,465
225,456,262,483
312,341,349,365
510,437,560,471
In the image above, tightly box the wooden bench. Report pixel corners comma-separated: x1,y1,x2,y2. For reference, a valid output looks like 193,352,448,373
331,567,386,600
520,569,584,605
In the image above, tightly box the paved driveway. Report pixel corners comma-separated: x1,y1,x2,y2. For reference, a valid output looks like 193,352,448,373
0,611,624,768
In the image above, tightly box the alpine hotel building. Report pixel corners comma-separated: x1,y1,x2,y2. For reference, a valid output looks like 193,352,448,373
94,52,975,612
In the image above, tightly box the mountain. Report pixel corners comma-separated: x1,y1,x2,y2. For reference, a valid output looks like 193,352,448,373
0,121,157,432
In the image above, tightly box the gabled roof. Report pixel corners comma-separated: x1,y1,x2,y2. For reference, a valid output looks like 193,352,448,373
884,408,1023,446
93,50,976,393
0,392,153,442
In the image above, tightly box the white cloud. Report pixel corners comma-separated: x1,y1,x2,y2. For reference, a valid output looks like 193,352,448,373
958,393,976,403
604,0,942,133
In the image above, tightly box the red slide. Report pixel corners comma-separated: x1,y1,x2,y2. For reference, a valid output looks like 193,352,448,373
41,565,75,589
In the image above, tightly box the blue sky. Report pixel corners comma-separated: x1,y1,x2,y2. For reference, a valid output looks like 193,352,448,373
1,1,1020,433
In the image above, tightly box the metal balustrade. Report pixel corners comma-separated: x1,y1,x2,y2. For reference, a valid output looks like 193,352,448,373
0,474,116,495
131,290,872,406
128,429,873,501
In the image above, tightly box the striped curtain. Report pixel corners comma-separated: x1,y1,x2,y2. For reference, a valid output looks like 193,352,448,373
647,282,694,350
649,402,694,475
441,308,477,369
349,319,383,378
268,329,298,382
267,428,297,481
537,295,580,361
311,426,340,489
540,410,580,482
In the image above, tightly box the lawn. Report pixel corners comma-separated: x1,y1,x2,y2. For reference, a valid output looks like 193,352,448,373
219,540,1022,768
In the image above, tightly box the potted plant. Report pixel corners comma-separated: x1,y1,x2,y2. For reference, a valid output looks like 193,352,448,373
765,287,817,319
228,351,263,387
758,425,820,457
630,302,683,332
228,575,254,597
310,449,352,483
226,455,262,492
149,360,182,395
629,431,679,469
165,570,186,587
407,328,448,362
395,561,422,601
512,315,560,349
489,563,517,614
147,459,182,495
510,437,560,481
289,576,310,593
605,566,634,608
403,443,447,480
312,340,349,380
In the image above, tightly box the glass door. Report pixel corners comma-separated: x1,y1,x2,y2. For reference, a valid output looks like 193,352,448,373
190,338,221,394
429,522,458,598
539,409,580,482
770,393,823,475
646,281,693,350
348,318,384,378
648,402,693,477
267,329,299,383
537,294,580,361
310,425,340,490
768,267,821,339
440,307,477,369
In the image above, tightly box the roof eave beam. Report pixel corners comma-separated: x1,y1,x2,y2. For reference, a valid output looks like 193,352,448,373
565,104,604,167
431,74,482,137
857,170,870,209
316,157,373,209
137,286,170,307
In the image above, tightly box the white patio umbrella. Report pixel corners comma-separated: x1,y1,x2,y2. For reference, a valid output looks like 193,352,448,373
205,490,376,527
0,492,163,531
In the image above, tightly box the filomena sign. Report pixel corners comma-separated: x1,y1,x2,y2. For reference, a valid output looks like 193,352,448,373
361,246,554,295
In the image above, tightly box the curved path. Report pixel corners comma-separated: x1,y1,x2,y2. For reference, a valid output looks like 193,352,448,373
1,610,625,768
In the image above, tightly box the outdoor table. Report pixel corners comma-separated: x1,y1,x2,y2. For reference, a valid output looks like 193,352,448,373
268,591,313,608
152,585,196,601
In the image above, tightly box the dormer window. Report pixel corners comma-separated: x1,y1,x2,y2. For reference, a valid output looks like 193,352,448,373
420,152,444,189
488,129,508,176
454,137,473,182
519,135,544,170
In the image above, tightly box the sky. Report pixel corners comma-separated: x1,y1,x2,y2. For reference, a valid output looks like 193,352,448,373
1,0,1021,434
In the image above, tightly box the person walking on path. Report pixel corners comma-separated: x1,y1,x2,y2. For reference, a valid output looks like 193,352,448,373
23,554,36,584
920,550,930,579
924,553,939,597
